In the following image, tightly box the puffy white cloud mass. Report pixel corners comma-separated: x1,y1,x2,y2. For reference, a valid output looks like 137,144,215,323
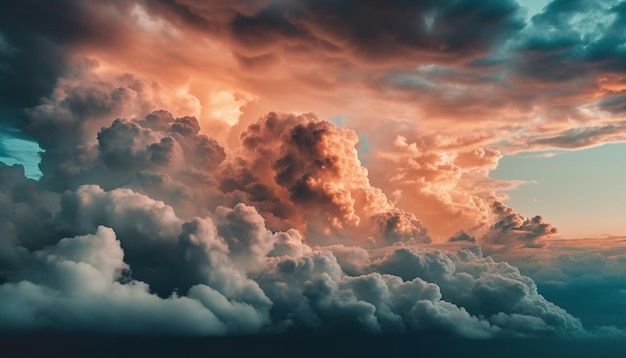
0,178,586,337
0,71,592,337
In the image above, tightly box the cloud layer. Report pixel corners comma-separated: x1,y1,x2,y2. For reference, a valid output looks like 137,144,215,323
0,94,590,337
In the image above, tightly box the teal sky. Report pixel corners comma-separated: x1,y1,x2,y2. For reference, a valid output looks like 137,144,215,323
0,133,42,179
519,0,550,18
491,143,626,239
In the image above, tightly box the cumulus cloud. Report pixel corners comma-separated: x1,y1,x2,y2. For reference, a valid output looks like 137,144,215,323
0,66,604,337
364,132,512,240
369,246,583,336
478,236,626,332
0,162,59,263
218,111,436,247
0,226,259,335
251,239,585,337
482,201,558,251
0,149,590,338
448,231,477,243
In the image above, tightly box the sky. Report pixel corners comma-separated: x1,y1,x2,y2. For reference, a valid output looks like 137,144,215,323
1,0,626,356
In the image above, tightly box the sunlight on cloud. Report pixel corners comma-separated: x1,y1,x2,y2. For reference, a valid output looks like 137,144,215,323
206,91,252,127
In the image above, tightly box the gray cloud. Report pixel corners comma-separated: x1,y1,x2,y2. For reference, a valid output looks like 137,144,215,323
0,70,601,337
0,161,591,337
0,226,229,335
148,0,525,64
481,201,557,250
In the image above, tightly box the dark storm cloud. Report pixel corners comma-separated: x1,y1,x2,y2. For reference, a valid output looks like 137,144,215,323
514,0,626,79
600,94,626,113
344,0,626,150
503,0,626,114
0,225,262,335
0,163,59,276
0,0,135,112
147,0,525,64
97,119,163,170
10,64,227,217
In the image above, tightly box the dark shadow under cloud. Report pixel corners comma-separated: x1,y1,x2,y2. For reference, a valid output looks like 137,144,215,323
2,334,626,358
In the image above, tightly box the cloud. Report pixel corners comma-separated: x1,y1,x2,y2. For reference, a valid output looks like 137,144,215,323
481,235,626,331
481,201,557,251
0,156,590,338
0,63,602,337
0,162,59,260
448,231,477,243
219,111,438,247
0,226,230,335
149,0,525,64
363,132,513,240
527,123,626,150
370,246,583,335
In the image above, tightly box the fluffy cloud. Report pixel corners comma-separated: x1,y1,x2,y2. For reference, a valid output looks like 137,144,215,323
0,161,589,337
0,69,603,337
482,201,558,251
0,226,219,335
254,242,585,337
365,132,513,240
0,226,265,335
0,163,59,269
480,236,626,332
220,111,434,246
373,247,583,335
